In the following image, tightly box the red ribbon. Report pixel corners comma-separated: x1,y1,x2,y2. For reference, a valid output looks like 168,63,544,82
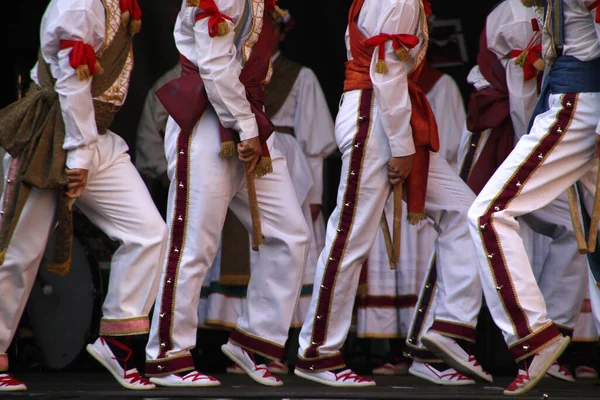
59,40,99,75
509,44,542,81
265,0,278,12
195,0,233,37
119,0,142,20
424,0,432,15
365,33,419,62
588,1,600,23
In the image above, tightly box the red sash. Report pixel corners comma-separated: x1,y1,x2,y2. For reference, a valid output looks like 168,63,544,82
156,7,275,176
343,0,439,222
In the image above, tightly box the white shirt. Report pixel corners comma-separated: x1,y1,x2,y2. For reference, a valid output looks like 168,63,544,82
135,65,181,179
486,0,539,138
543,0,600,62
173,0,268,142
345,0,425,157
270,53,337,205
31,0,133,171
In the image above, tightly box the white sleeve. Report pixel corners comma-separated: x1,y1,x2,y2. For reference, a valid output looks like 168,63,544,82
368,3,418,157
193,2,258,141
44,7,105,170
293,69,337,205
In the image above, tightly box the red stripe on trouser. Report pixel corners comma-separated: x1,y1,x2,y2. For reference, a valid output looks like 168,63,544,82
355,295,418,308
145,354,195,377
156,129,192,359
0,354,7,371
477,93,576,340
295,353,347,372
431,320,477,343
406,255,437,351
304,89,374,360
509,323,562,361
229,327,285,361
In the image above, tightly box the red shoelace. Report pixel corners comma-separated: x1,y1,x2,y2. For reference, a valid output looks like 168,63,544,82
335,370,372,383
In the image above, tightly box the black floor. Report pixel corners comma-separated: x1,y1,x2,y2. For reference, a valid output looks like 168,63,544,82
1,372,599,400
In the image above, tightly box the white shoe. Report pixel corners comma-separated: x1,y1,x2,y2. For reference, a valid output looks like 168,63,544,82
149,371,221,387
294,368,376,387
574,365,598,379
408,361,475,386
422,331,493,383
0,374,27,391
221,342,283,386
86,337,155,390
226,363,246,374
372,361,409,376
546,361,575,382
267,360,289,375
503,335,571,396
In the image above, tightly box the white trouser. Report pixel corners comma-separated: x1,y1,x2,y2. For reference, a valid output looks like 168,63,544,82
296,89,478,372
145,109,310,377
468,92,600,362
0,133,166,372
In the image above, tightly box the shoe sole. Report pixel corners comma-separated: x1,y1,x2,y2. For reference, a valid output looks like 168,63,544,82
86,344,155,390
149,377,221,387
0,385,27,392
221,345,283,387
546,369,575,383
408,368,475,386
503,337,571,396
294,368,376,387
422,335,493,383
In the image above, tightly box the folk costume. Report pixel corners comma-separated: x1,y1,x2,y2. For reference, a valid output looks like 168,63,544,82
466,0,600,395
457,0,588,383
0,0,167,391
354,64,466,382
294,0,483,387
144,0,310,388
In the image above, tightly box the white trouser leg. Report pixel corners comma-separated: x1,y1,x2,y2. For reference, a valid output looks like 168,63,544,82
297,89,390,372
227,155,309,358
468,92,600,362
0,186,56,371
75,134,167,336
521,193,588,333
423,154,481,342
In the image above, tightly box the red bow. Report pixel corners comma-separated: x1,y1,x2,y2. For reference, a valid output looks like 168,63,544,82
119,0,142,20
588,1,600,23
195,0,233,37
59,40,99,76
265,0,278,12
365,33,419,61
509,44,543,81
424,0,432,15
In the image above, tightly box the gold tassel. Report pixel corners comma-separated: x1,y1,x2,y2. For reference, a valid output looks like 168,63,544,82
395,47,410,61
407,213,426,225
186,0,199,6
254,157,273,178
218,141,235,158
76,65,91,81
375,60,388,74
217,20,230,36
129,19,142,35
514,50,528,68
48,259,71,277
533,58,545,71
0,249,6,265
121,10,131,28
95,61,104,76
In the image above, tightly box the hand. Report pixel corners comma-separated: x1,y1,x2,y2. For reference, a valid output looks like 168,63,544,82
310,204,322,222
388,155,414,186
238,136,262,175
160,171,170,189
65,168,89,199
595,135,600,158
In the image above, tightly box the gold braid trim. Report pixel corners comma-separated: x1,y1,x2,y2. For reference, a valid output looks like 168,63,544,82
48,259,71,276
254,157,273,178
407,213,426,225
219,141,236,158
0,250,6,265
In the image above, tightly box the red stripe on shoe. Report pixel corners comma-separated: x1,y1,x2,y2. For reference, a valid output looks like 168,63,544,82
304,89,375,360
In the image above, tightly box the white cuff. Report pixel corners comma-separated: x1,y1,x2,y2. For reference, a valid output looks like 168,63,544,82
389,137,416,158
66,146,95,170
237,116,259,141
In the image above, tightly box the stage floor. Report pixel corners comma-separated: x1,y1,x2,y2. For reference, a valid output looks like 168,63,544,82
2,372,599,399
